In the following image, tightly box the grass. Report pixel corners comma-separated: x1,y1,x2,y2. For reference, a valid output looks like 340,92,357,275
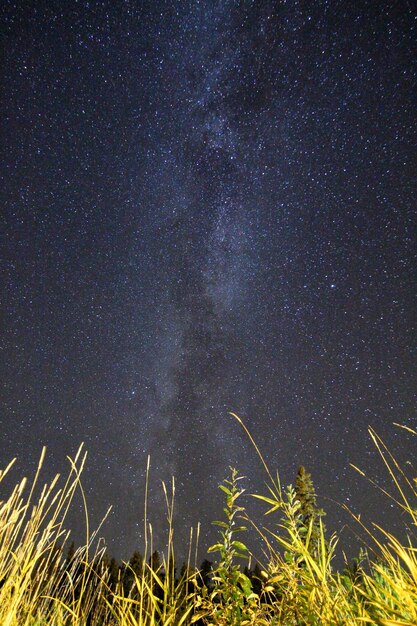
0,417,416,625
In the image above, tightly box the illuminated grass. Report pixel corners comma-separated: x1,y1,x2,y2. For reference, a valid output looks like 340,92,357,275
0,419,415,624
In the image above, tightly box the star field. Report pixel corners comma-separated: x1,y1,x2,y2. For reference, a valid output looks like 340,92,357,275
1,1,416,561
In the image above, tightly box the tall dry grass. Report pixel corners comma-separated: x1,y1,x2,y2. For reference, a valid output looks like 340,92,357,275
0,444,110,625
0,417,415,625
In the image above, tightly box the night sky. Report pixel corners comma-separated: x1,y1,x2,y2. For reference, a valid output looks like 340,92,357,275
1,1,416,563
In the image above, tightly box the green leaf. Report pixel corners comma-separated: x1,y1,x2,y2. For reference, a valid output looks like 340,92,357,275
237,573,253,597
251,493,281,514
207,543,223,553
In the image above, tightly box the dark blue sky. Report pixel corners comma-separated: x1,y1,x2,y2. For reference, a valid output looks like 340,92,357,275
1,0,416,562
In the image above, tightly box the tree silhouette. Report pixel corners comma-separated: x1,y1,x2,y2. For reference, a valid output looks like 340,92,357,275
122,550,142,596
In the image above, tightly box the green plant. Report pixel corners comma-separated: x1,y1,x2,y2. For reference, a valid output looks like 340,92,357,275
205,467,260,625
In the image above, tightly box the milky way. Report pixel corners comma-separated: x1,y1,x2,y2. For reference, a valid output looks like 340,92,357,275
1,1,416,560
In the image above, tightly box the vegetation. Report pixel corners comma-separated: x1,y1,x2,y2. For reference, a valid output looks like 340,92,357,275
0,417,416,625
